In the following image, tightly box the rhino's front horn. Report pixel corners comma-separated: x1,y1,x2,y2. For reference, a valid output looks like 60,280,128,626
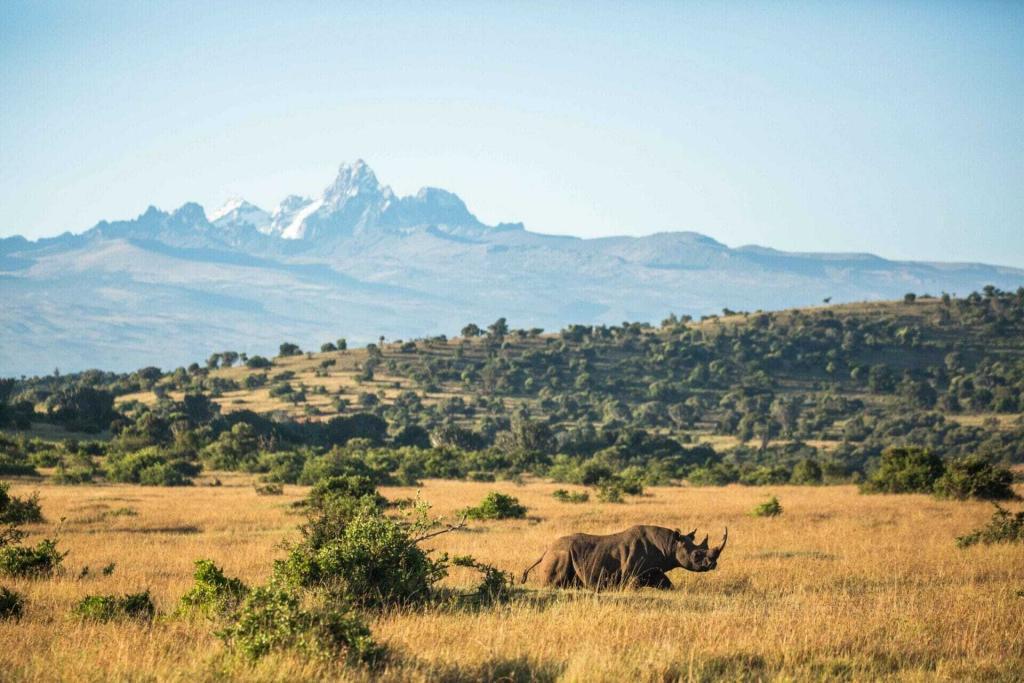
709,527,728,559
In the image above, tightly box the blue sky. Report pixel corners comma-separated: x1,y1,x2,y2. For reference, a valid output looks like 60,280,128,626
1,1,1022,266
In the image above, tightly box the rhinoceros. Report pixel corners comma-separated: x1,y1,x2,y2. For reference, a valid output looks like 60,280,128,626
520,525,727,589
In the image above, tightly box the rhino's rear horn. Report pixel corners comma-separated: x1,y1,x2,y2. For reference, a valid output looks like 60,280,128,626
709,527,728,559
697,534,708,549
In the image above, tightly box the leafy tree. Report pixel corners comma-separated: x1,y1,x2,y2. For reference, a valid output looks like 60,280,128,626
278,342,302,357
861,447,944,494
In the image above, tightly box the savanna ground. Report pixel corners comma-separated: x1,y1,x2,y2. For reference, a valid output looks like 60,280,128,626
2,476,1023,682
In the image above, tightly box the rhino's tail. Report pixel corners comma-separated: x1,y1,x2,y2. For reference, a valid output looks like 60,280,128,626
520,552,546,584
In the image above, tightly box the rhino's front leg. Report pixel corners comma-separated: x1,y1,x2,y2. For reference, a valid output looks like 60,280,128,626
635,570,673,590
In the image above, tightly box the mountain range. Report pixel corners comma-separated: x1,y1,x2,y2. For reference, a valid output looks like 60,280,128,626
2,160,1022,376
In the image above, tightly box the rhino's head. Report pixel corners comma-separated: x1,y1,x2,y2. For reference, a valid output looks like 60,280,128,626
674,528,728,572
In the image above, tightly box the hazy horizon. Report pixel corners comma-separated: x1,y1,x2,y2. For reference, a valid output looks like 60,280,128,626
2,1,1023,266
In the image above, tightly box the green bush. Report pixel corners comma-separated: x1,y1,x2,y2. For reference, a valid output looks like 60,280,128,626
0,483,43,525
277,503,447,608
451,555,515,605
138,462,193,486
254,483,284,496
462,492,527,520
308,475,385,510
177,559,249,618
51,466,95,485
957,505,1024,548
0,538,66,578
105,448,198,486
596,482,625,503
73,591,155,621
790,459,823,485
218,586,381,663
552,489,589,504
934,456,1017,501
0,586,24,619
687,463,739,486
751,496,783,517
861,447,944,494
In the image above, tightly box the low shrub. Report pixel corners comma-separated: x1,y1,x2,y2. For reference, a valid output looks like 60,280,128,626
218,586,381,663
957,505,1024,548
0,538,66,578
177,559,249,618
552,489,589,504
73,591,155,621
51,466,95,485
254,483,284,496
0,483,43,525
751,496,783,517
105,448,198,486
308,475,385,510
138,462,194,486
934,456,1017,501
861,447,944,495
687,463,740,487
277,503,448,608
0,586,24,619
596,482,625,503
463,492,527,520
451,555,515,606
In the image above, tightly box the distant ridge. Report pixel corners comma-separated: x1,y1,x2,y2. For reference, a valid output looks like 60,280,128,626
2,160,1022,376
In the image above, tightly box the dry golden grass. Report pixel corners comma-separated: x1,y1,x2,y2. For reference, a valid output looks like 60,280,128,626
3,477,1022,682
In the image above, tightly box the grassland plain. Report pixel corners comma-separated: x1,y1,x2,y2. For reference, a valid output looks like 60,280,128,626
1,476,1022,682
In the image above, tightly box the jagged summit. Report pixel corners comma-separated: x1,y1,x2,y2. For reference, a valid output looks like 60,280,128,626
210,198,272,234
277,159,485,240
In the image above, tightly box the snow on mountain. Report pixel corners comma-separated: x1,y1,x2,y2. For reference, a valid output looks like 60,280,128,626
210,198,272,233
277,160,484,240
269,195,315,236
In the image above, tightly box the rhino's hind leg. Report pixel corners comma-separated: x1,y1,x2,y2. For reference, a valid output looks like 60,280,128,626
635,570,673,590
540,550,579,588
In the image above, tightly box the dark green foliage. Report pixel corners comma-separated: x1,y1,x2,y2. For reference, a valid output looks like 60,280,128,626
751,496,783,517
246,355,272,369
0,482,43,524
463,492,527,520
790,458,823,485
956,505,1024,548
218,586,380,663
278,342,302,357
324,413,388,446
0,586,25,619
44,385,117,432
177,559,248,618
552,489,589,503
0,538,66,578
688,463,740,486
308,475,385,510
73,591,155,621
933,456,1017,501
861,447,944,494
